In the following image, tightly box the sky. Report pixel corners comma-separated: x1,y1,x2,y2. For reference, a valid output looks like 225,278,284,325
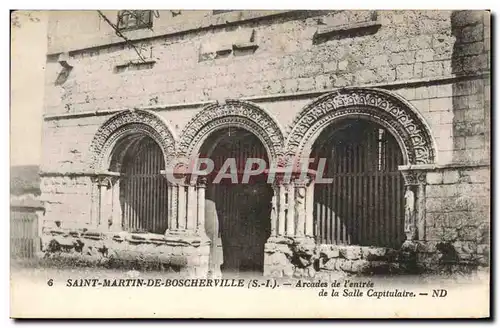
10,11,48,167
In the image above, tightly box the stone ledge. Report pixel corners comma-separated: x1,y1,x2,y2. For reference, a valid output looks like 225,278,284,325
42,228,210,247
314,19,382,41
40,233,210,276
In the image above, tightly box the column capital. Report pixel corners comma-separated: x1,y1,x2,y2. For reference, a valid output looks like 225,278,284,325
92,171,120,187
160,170,208,187
266,168,317,186
197,175,208,188
401,170,427,186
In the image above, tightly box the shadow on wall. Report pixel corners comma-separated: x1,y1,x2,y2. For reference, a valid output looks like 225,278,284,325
450,10,489,164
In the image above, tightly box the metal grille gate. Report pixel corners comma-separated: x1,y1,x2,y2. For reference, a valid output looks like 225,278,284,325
121,138,168,234
312,120,405,248
10,209,39,259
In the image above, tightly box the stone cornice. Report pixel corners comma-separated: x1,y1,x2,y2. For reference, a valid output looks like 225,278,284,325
39,170,120,177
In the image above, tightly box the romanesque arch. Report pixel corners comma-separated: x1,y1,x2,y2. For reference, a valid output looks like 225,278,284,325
177,100,285,161
286,87,437,165
88,109,177,171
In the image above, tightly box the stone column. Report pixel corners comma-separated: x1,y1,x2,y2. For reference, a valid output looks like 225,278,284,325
305,175,315,238
294,180,307,237
277,182,286,236
264,170,316,278
292,173,315,240
286,183,295,237
177,181,187,230
167,181,177,230
186,181,197,231
196,176,208,239
416,172,427,241
93,172,120,231
110,178,122,231
401,170,427,241
270,186,278,237
162,172,207,236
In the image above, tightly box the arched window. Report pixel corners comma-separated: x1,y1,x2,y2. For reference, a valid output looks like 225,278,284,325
110,134,168,234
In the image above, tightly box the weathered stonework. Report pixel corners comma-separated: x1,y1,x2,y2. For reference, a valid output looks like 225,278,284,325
41,227,210,277
40,10,490,276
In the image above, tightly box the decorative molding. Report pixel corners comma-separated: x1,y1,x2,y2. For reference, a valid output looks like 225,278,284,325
177,99,285,159
88,109,176,171
286,87,437,165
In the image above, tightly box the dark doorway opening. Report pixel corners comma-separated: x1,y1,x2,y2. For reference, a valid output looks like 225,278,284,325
200,127,272,274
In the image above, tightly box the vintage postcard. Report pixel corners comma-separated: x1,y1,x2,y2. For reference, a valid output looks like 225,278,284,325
10,9,491,318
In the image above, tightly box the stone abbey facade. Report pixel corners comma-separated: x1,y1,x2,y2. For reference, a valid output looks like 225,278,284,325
40,10,490,278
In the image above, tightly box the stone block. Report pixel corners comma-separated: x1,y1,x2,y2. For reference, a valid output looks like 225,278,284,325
323,258,338,271
465,135,485,149
350,260,371,273
422,61,444,77
282,263,294,277
461,24,485,43
338,60,348,71
461,168,490,184
396,64,414,80
415,49,435,62
426,197,451,213
360,246,386,260
442,170,460,184
319,244,340,259
426,171,443,184
339,259,353,272
339,246,361,260
426,184,457,198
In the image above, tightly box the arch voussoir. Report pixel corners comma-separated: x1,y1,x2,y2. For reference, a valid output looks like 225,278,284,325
177,100,285,161
285,87,436,165
88,109,176,171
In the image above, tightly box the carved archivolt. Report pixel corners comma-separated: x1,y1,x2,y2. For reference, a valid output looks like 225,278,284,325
88,109,176,170
177,100,285,159
286,87,436,165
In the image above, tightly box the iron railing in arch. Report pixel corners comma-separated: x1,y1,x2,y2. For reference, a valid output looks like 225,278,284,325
312,121,406,249
121,139,168,234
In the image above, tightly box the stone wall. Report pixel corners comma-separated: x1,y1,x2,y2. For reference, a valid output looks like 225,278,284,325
40,175,93,227
39,10,490,275
44,10,480,115
41,10,490,172
422,166,490,270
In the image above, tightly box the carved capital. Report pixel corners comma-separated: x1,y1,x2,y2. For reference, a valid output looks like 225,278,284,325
401,170,427,186
401,170,418,186
197,176,208,188
92,172,120,188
